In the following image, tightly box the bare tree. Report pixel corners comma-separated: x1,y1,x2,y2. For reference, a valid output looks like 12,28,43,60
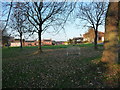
2,2,13,32
26,1,76,52
2,34,10,48
77,1,108,49
0,2,12,47
10,2,28,48
0,25,10,47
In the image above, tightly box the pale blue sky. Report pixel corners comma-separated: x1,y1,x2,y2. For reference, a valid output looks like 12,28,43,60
0,1,105,41
41,19,105,41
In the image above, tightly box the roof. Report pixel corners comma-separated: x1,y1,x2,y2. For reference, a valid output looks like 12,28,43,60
43,39,52,42
83,30,104,37
73,37,83,40
55,41,66,43
25,40,36,42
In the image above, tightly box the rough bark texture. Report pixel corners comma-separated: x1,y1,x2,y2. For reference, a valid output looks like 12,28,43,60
101,2,119,64
101,2,119,87
38,31,42,52
38,25,42,52
94,30,98,49
20,33,22,48
118,1,120,40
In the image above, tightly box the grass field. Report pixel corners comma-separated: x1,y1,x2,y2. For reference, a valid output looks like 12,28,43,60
2,44,118,88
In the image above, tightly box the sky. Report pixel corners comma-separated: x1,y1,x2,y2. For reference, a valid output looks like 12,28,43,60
0,0,111,2
41,19,105,41
0,1,105,41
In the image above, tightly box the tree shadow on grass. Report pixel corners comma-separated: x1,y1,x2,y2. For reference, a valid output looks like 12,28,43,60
90,59,119,88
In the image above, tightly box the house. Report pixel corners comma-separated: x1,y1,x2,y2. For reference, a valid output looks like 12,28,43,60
10,39,25,47
72,37,83,44
10,38,54,47
42,39,52,46
83,29,104,43
55,41,65,45
24,40,38,46
10,39,39,47
10,39,38,47
68,37,83,44
83,28,95,43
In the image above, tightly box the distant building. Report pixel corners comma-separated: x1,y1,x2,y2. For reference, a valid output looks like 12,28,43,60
10,38,54,47
24,40,38,46
55,41,65,45
10,39,38,47
83,29,104,43
42,39,52,46
72,37,83,44
10,39,25,47
68,37,83,44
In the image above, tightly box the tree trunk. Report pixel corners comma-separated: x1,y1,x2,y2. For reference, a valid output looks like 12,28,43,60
101,2,119,64
118,1,120,63
7,41,9,48
38,26,42,53
101,2,119,87
20,33,22,48
94,30,98,49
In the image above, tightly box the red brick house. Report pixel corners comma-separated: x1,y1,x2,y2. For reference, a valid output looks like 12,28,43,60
10,39,38,47
83,29,104,43
24,40,38,46
42,39,52,46
10,39,25,47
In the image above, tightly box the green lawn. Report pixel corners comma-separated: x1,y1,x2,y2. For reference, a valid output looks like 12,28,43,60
2,44,118,88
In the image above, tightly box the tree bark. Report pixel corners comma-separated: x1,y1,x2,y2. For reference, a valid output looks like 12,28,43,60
38,26,42,53
101,2,119,64
118,1,120,63
7,41,9,48
101,2,119,87
20,32,23,48
94,30,98,49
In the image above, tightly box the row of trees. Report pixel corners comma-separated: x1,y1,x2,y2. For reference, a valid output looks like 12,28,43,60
1,1,119,63
1,1,108,51
2,1,76,52
1,1,120,86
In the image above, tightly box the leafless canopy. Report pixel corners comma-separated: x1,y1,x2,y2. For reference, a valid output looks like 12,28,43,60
77,1,108,49
77,1,108,30
25,1,76,51
26,1,76,33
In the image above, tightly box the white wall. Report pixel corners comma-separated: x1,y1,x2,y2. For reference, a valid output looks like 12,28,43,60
102,37,104,41
11,42,20,47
